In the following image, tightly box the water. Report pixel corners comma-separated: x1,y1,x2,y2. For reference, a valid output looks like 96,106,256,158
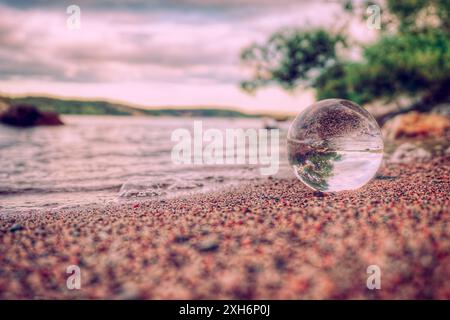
0,116,288,212
287,99,383,192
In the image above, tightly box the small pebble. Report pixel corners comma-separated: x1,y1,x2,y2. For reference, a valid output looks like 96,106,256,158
9,224,24,233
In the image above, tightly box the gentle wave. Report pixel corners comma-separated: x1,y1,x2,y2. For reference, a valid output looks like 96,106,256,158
0,116,286,211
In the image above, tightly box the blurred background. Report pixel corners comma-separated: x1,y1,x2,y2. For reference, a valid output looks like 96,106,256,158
0,0,448,119
0,0,449,210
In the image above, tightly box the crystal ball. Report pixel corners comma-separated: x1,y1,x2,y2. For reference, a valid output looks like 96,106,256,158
287,99,383,192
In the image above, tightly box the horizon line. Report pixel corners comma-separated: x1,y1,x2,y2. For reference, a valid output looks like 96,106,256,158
0,91,298,116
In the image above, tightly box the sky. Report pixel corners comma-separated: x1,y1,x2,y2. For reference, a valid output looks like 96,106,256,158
0,0,377,113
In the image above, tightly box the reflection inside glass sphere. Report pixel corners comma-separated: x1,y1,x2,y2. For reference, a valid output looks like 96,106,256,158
287,99,383,192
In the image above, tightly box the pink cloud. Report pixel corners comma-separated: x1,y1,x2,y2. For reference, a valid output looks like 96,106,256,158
0,1,351,112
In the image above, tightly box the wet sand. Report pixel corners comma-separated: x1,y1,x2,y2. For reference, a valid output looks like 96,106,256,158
0,156,449,299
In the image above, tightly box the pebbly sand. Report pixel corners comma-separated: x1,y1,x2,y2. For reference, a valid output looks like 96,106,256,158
0,156,449,299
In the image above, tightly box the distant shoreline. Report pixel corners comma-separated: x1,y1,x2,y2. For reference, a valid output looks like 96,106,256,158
0,94,292,120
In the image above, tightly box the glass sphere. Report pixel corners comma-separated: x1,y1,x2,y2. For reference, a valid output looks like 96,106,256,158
287,99,383,192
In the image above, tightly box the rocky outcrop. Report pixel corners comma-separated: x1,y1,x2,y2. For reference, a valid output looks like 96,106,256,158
382,111,450,139
389,143,432,163
0,101,9,114
0,104,63,127
431,103,450,118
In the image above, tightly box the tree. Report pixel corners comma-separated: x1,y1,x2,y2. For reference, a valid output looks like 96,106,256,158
240,0,450,124
290,150,342,191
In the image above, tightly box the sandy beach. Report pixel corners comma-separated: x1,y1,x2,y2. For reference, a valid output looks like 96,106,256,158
0,155,448,299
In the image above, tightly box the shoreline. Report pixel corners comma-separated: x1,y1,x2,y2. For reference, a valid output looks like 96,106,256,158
0,156,449,299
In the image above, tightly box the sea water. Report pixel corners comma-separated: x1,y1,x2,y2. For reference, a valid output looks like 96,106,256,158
0,116,288,211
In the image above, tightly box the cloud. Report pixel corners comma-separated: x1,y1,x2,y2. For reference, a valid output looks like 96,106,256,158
0,1,280,83
0,0,342,111
0,0,308,10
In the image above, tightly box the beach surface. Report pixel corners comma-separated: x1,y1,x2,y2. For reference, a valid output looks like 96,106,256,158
0,156,449,299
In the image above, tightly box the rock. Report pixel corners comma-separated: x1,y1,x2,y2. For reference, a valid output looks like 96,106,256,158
431,103,450,118
0,100,9,113
116,283,141,300
9,223,24,233
390,143,431,163
174,234,191,243
196,238,219,253
274,256,286,271
0,104,63,127
375,175,397,180
382,111,450,139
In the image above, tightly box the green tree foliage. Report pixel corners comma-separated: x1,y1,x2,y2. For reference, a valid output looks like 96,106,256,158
241,30,346,92
240,0,450,119
0,96,259,118
290,150,342,191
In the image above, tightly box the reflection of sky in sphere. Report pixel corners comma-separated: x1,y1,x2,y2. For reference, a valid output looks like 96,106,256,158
326,151,383,192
